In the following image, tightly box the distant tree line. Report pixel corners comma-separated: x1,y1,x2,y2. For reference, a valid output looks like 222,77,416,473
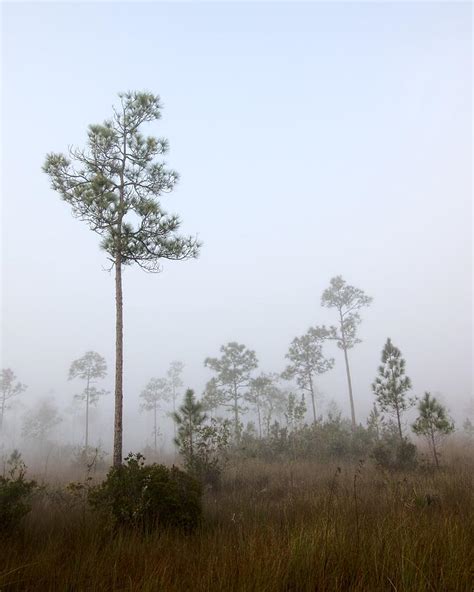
1,88,460,473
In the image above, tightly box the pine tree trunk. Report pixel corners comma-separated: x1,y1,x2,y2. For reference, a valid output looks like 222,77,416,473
190,427,193,464
233,384,239,442
309,374,316,424
343,347,356,430
396,406,403,441
257,404,262,439
431,429,439,468
173,391,177,441
0,395,4,430
339,311,356,430
154,402,157,453
85,374,90,449
113,252,124,467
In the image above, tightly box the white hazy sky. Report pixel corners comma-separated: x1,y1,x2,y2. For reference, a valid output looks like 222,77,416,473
1,2,472,451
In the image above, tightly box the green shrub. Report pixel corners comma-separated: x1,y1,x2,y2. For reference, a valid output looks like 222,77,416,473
89,453,202,532
238,420,376,463
0,450,37,533
373,436,417,470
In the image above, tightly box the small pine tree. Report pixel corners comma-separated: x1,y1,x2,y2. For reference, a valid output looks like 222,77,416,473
412,392,454,468
372,338,414,440
173,390,230,486
173,389,207,468
367,402,382,441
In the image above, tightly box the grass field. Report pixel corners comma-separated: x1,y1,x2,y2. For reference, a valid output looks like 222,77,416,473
0,455,472,591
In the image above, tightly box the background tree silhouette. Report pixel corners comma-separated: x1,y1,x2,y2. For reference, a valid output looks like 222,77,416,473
167,361,184,440
68,351,108,449
321,276,372,429
139,377,170,452
204,342,258,441
282,326,333,424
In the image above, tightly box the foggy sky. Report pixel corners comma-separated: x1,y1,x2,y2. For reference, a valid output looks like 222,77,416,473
1,2,472,452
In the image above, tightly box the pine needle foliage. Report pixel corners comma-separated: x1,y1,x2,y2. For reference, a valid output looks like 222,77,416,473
412,392,454,468
372,338,414,440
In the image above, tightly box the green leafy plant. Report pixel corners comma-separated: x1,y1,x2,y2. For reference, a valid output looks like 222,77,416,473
372,430,417,470
0,450,37,533
89,453,201,532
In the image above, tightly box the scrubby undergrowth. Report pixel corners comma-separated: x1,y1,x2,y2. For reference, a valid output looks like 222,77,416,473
0,456,472,591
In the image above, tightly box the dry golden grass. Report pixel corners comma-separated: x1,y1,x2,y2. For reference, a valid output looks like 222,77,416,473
0,458,472,591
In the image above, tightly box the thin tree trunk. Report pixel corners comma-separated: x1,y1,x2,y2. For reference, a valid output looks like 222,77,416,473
342,347,356,430
309,374,317,424
189,417,194,463
173,391,176,441
396,406,403,441
0,396,4,430
339,311,356,430
233,384,239,442
431,430,439,468
257,403,262,439
85,374,90,449
113,252,124,467
113,112,127,468
154,402,157,452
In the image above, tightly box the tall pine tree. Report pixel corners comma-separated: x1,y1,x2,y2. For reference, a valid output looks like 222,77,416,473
44,92,200,466
321,276,372,430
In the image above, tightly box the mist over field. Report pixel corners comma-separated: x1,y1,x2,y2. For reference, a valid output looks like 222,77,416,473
0,3,472,591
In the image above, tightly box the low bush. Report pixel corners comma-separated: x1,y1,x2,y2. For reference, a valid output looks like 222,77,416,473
373,435,417,470
0,450,37,533
89,453,202,532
